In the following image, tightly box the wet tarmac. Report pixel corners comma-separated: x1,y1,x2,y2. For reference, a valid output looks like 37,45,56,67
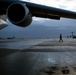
0,38,50,49
0,38,76,75
0,51,76,75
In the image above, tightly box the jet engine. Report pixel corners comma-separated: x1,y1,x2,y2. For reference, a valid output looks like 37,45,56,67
6,2,32,27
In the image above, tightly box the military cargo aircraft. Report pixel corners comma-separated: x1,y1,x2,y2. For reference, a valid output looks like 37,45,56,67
0,0,76,29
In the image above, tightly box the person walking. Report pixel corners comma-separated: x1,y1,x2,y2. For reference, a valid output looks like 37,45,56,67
59,34,63,42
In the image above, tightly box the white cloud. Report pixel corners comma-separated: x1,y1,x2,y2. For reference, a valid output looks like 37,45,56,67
33,17,50,23
58,0,76,11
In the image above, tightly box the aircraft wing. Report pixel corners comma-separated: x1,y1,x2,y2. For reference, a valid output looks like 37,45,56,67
25,2,76,19
0,0,76,27
0,19,8,30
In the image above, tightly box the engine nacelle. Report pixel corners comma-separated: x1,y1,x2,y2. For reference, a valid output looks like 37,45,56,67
6,2,32,27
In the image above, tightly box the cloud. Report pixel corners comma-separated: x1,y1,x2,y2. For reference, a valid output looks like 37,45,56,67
0,18,76,38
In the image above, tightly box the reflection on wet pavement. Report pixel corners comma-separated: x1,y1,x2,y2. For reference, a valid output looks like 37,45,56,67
0,52,76,75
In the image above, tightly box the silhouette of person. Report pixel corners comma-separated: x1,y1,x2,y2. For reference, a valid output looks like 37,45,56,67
59,34,63,42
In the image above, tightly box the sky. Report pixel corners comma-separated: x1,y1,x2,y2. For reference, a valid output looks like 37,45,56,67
0,0,76,38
